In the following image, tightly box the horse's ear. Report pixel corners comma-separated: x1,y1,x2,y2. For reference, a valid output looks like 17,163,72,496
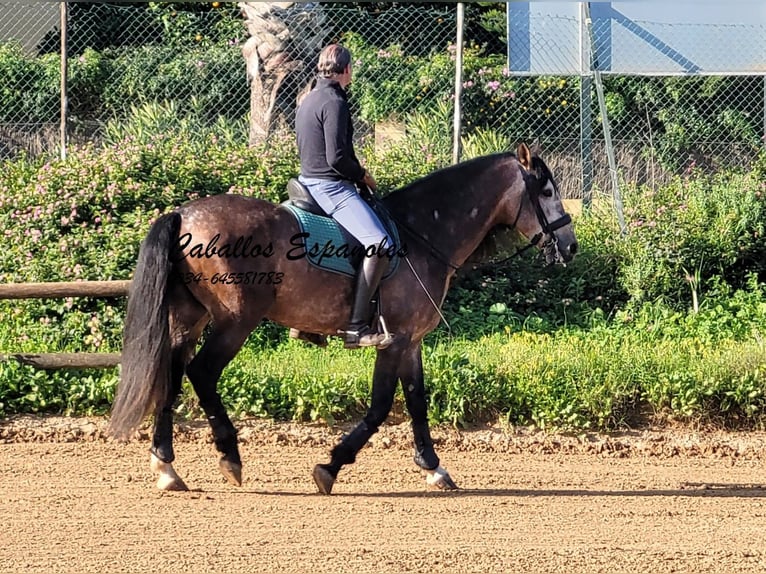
529,140,543,157
517,143,532,170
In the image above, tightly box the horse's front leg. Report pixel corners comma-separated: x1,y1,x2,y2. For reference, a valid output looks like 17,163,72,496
400,342,458,490
312,343,405,495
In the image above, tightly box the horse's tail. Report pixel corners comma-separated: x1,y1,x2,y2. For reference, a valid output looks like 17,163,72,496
109,212,182,440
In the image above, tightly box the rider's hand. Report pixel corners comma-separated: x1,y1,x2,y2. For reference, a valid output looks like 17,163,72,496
362,170,378,192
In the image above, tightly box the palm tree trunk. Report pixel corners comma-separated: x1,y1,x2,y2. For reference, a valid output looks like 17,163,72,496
238,2,327,145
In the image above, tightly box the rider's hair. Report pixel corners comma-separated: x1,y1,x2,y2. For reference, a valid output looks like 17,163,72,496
317,44,351,78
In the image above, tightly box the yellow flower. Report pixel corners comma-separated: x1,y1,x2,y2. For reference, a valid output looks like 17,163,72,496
212,1,220,7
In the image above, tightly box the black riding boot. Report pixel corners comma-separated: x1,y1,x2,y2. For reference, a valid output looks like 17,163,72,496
344,255,393,349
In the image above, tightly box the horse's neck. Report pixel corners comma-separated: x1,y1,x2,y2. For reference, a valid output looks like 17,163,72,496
388,162,510,268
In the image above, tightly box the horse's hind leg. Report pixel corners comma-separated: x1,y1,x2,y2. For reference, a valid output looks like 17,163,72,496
185,318,256,487
150,289,207,491
400,342,458,490
149,345,191,491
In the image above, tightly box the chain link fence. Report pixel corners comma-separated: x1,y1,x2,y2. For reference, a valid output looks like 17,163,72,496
0,2,763,202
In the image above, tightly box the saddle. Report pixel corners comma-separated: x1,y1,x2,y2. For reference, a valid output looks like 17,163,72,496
285,178,326,216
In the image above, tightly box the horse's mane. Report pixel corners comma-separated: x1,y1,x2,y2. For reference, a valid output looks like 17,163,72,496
385,152,517,202
383,151,521,265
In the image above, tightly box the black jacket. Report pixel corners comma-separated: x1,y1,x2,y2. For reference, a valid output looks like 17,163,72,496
295,77,365,182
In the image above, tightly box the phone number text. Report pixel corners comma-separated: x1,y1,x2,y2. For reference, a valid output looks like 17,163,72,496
176,271,284,285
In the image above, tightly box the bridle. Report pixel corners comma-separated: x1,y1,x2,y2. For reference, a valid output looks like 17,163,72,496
506,160,572,261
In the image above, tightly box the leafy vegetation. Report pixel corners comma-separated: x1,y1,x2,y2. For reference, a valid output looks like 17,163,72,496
0,112,765,430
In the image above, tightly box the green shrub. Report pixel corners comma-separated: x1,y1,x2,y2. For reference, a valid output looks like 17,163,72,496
101,43,248,121
605,167,766,306
0,43,60,124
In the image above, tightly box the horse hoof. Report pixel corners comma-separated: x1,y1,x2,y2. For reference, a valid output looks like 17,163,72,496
425,466,459,490
312,464,335,495
156,474,189,492
219,459,242,486
150,453,189,491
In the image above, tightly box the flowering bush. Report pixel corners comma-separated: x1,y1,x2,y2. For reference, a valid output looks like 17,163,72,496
598,158,766,306
0,133,299,357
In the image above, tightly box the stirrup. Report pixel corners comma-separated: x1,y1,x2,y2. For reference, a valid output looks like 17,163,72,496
341,317,394,350
289,328,328,348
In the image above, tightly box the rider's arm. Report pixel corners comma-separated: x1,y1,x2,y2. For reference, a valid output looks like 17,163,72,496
322,99,366,183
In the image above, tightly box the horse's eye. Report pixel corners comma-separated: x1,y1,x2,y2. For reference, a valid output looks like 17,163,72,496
540,181,554,198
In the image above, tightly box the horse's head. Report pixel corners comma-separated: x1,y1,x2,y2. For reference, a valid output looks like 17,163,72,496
509,143,578,264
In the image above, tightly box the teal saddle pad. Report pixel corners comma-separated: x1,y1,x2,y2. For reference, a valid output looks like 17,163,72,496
282,203,401,278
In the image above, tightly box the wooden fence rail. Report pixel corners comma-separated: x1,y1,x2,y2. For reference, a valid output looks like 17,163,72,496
0,280,131,300
0,280,130,369
0,352,121,369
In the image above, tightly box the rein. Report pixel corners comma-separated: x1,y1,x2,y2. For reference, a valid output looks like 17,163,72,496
388,214,461,271
378,164,572,272
366,161,572,329
359,186,459,270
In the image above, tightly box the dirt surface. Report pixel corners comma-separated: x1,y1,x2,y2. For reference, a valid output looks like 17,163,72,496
2,416,766,574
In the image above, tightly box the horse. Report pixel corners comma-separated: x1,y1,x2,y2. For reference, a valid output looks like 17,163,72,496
108,143,578,494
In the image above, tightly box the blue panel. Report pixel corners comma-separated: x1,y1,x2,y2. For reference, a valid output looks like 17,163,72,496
589,2,612,72
504,1,766,76
507,2,531,73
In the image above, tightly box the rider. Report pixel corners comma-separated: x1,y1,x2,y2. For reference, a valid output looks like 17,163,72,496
295,44,394,349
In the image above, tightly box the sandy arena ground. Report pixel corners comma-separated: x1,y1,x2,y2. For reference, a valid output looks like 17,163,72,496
2,415,766,574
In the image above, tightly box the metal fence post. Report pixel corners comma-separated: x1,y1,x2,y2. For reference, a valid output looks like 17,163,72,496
452,2,464,165
579,2,593,208
583,2,625,233
59,1,68,161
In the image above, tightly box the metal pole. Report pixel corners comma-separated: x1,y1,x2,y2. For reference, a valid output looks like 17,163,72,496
583,2,625,233
60,1,68,161
579,3,593,208
452,2,465,165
